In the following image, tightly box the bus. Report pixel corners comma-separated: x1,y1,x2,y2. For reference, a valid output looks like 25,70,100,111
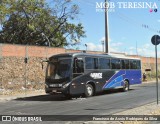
44,52,142,97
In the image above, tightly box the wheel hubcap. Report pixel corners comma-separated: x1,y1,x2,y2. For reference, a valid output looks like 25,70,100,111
87,87,92,96
125,83,128,90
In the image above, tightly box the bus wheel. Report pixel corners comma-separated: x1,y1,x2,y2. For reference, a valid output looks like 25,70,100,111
85,84,94,97
122,80,129,92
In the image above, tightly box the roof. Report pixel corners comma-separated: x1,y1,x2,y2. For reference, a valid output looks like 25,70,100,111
49,52,141,60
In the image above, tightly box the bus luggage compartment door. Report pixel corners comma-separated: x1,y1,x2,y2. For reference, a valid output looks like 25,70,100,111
70,81,85,95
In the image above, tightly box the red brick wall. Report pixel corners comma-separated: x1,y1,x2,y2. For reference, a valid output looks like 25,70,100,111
1,44,65,57
0,43,160,64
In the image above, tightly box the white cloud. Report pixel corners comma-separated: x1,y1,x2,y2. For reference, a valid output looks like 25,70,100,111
85,41,123,53
109,47,119,53
85,41,159,57
126,43,158,57
137,48,155,57
86,42,102,51
109,42,124,53
143,43,150,49
111,42,123,47
99,36,112,42
129,47,136,50
99,37,105,42
98,36,124,52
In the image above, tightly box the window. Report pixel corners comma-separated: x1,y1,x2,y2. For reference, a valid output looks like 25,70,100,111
85,57,98,69
47,58,71,79
137,60,141,69
121,60,129,69
99,58,110,69
111,59,121,69
73,58,84,73
130,60,137,69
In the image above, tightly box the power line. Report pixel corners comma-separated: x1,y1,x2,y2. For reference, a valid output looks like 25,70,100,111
113,11,160,34
75,0,160,35
75,0,95,7
76,0,160,34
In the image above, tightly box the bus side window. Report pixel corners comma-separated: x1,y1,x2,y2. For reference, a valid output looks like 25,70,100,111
85,57,98,69
121,60,129,69
76,60,84,73
94,58,98,69
111,59,121,69
73,58,84,73
125,60,129,69
121,60,125,69
130,60,133,69
99,58,110,69
137,60,141,69
130,60,137,69
85,57,94,69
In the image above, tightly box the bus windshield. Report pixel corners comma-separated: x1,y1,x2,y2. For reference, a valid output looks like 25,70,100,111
46,58,71,80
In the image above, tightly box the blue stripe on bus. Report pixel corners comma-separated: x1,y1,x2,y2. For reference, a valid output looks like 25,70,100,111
105,75,124,88
103,70,141,89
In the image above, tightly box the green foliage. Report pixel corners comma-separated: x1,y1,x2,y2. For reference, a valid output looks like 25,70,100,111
0,0,86,47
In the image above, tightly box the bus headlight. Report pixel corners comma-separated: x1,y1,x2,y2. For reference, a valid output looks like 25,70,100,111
63,82,70,88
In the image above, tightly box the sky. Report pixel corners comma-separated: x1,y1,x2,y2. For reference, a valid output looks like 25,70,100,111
1,0,160,57
69,0,160,57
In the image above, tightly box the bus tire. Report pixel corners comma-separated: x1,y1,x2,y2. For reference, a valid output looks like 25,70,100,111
85,84,94,97
122,80,129,92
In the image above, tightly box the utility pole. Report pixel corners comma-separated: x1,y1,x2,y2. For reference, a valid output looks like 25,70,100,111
105,0,109,53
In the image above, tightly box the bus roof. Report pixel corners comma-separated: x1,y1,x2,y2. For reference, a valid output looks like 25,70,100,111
49,52,141,60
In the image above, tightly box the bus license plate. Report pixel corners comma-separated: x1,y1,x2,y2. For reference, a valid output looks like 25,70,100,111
50,84,62,87
52,90,57,92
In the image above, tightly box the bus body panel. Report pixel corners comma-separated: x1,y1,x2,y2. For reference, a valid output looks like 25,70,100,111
70,74,86,95
125,70,142,85
70,71,103,95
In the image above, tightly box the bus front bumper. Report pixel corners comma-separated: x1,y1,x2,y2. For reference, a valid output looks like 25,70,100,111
45,84,70,94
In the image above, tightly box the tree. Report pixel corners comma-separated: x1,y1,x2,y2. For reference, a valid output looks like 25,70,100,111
0,0,86,47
